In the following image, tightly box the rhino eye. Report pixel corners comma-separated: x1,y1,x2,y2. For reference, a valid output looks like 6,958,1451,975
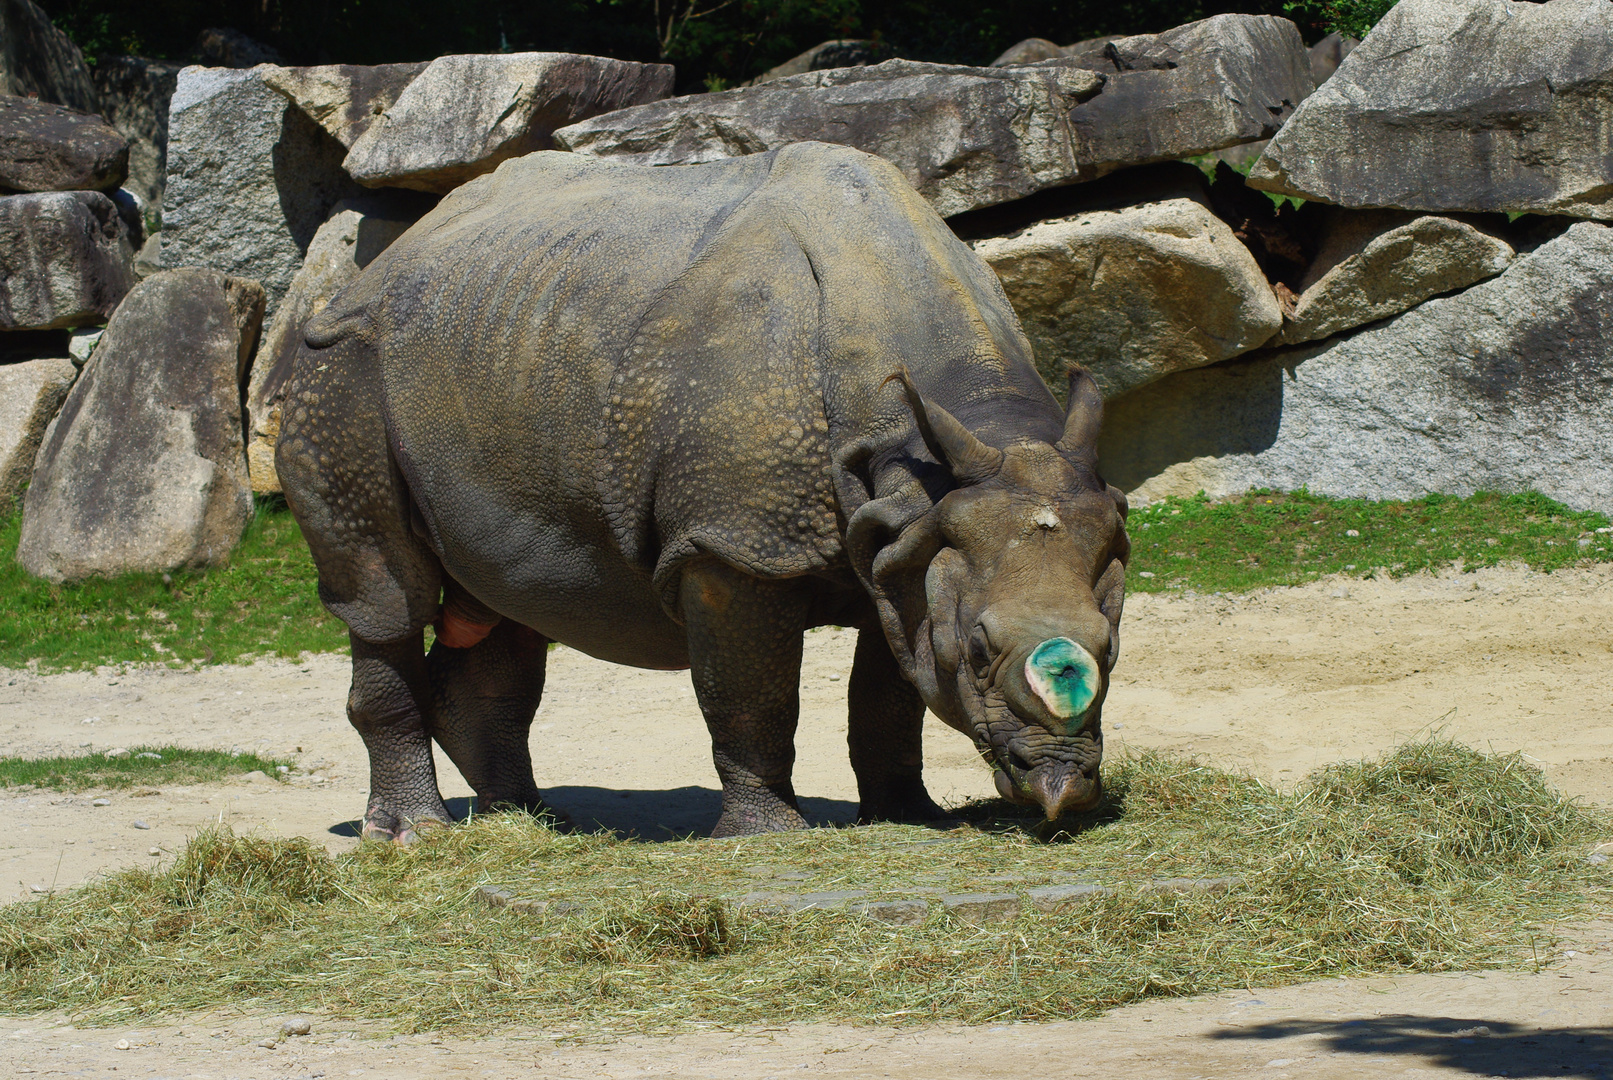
968,626,993,677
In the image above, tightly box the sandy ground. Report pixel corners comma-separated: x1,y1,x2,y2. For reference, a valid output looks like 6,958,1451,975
3,563,1612,1076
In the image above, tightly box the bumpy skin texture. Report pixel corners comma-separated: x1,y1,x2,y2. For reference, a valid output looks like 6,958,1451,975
277,143,1129,839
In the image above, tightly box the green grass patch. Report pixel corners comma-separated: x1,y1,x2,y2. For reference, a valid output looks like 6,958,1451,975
0,497,346,673
1,739,1604,1033
1127,489,1613,594
0,746,288,791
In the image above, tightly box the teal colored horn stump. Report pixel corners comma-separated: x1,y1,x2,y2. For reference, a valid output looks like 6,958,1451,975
1024,637,1099,721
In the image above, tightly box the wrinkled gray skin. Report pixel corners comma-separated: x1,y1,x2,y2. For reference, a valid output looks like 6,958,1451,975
277,143,1130,841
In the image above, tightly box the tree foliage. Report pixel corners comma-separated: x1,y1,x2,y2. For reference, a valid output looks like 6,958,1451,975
44,0,1330,93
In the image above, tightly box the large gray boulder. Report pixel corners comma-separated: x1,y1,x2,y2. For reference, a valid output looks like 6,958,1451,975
343,53,674,194
972,196,1282,398
259,62,427,148
17,268,263,582
162,66,360,323
1057,15,1313,180
0,191,135,329
92,56,182,217
556,60,1105,218
557,16,1312,217
1249,0,1613,220
1097,222,1613,513
1282,210,1514,345
0,0,99,112
1307,32,1357,84
751,39,887,83
0,356,75,516
0,96,129,192
245,195,419,492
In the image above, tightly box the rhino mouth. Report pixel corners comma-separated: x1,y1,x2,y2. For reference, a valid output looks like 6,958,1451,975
977,691,1103,820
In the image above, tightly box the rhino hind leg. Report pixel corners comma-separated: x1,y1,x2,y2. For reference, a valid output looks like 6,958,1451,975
848,627,951,825
426,618,563,822
348,634,455,843
679,559,812,838
278,332,448,843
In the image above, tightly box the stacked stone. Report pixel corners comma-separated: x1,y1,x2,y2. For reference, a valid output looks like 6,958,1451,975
8,0,1613,582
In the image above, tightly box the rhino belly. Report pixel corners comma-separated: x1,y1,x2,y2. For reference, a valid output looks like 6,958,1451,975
408,456,692,671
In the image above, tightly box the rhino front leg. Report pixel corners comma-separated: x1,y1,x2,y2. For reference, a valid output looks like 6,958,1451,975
679,560,811,837
348,632,454,843
848,626,950,824
426,618,565,821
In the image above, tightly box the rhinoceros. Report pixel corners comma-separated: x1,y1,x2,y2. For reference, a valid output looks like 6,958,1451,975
277,142,1130,841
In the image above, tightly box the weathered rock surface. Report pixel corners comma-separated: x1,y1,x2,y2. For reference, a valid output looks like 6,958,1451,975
343,52,673,193
989,37,1065,66
0,0,99,111
751,39,887,83
559,16,1311,216
1249,0,1613,220
194,27,281,68
0,356,76,515
162,66,360,322
0,96,129,192
1097,222,1613,513
92,56,182,215
1283,210,1514,345
245,194,420,492
1307,32,1356,84
17,268,263,582
973,197,1282,397
260,62,427,148
1058,15,1314,180
556,60,1106,218
0,191,135,329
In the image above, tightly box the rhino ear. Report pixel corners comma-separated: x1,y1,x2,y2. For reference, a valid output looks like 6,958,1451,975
884,367,1004,485
844,481,942,682
1057,366,1104,463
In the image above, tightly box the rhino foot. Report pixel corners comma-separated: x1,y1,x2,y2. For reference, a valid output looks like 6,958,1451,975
360,796,453,845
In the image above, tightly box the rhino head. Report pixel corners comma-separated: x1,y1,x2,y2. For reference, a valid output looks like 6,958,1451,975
850,367,1129,820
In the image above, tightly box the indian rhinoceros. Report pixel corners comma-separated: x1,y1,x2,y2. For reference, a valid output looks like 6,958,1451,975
277,141,1130,840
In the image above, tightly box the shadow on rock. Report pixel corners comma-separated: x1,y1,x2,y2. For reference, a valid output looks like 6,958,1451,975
1211,1016,1613,1077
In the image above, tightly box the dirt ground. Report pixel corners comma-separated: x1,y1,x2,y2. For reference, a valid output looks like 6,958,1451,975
3,562,1612,1077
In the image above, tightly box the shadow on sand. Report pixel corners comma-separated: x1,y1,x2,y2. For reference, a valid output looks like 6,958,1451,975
1213,1016,1613,1077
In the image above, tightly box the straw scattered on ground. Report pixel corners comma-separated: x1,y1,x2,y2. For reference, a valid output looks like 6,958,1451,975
1,739,1605,1035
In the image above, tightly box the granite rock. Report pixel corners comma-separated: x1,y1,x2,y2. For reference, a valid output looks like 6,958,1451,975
162,66,360,322
260,62,427,148
1097,223,1613,513
1283,210,1514,345
973,197,1282,397
1249,0,1613,220
92,56,182,215
0,190,135,329
0,356,76,515
17,268,262,582
0,0,99,111
0,96,128,192
343,52,674,193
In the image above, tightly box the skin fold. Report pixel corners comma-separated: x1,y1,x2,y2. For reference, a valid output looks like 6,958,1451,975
277,142,1129,841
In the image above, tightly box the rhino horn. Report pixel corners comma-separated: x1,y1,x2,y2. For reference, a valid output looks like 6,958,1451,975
884,367,1004,485
1056,366,1103,464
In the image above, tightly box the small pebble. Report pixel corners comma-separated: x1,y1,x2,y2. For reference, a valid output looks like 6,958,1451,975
92,798,110,807
1345,529,1360,538
114,1039,130,1051
280,1019,312,1037
148,847,161,856
1138,571,1155,579
132,820,151,830
29,884,46,894
135,752,162,761
105,748,130,759
257,1037,278,1049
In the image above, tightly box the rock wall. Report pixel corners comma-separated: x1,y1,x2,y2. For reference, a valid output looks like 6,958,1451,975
5,2,1612,579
